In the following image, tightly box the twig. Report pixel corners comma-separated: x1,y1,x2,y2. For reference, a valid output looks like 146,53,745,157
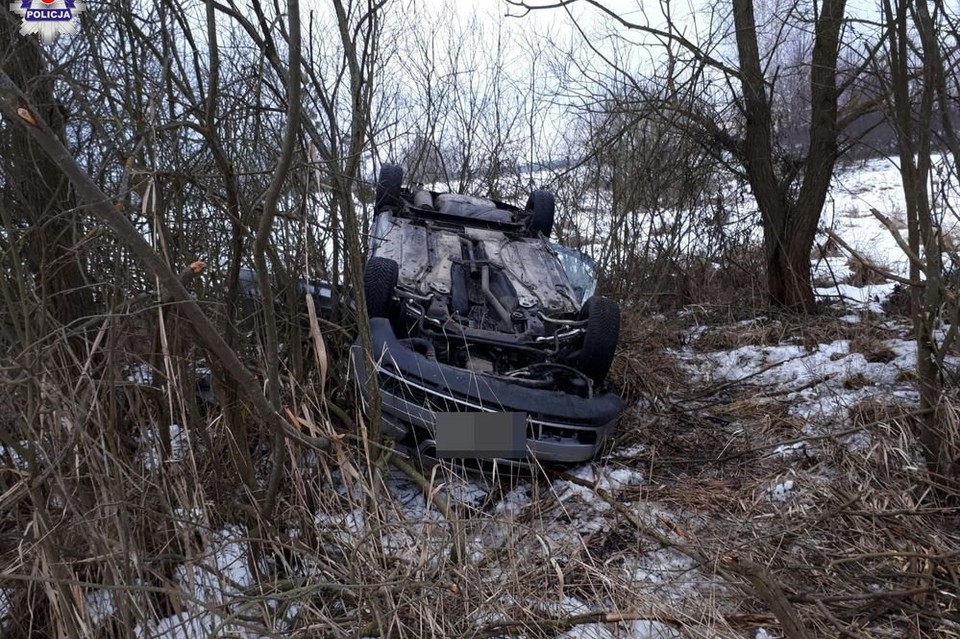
69,261,207,335
724,426,868,462
681,353,809,402
791,587,939,604
814,598,873,639
469,610,683,639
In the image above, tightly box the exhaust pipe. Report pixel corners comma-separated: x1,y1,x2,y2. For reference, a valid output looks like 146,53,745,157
413,189,434,210
482,265,515,332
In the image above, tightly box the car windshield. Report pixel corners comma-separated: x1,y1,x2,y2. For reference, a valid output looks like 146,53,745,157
552,244,597,304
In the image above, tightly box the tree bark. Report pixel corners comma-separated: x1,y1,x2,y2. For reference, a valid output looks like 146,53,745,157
0,12,95,330
732,0,846,312
881,0,956,488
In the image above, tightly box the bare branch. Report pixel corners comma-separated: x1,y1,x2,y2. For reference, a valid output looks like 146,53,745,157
507,0,743,79
0,71,329,455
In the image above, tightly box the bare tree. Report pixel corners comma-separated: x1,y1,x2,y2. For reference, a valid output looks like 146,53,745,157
376,4,559,202
0,0,375,631
509,0,866,312
556,79,732,306
0,12,95,335
871,0,959,489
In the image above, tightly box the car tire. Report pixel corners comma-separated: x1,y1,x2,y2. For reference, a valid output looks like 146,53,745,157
376,164,404,211
576,296,620,386
526,189,555,238
364,257,399,318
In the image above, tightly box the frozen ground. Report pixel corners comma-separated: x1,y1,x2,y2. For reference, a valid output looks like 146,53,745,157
8,159,956,638
135,320,939,635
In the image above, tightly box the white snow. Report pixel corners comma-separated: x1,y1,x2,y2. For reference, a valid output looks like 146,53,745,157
0,590,9,628
84,589,116,627
768,479,796,503
495,484,531,517
140,424,190,472
770,441,809,460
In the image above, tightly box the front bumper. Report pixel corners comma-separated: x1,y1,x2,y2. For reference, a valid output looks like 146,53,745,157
352,318,624,465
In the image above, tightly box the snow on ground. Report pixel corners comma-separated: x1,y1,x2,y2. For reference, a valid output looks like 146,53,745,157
679,337,907,388
0,590,9,629
675,320,929,469
828,156,960,277
813,282,898,312
555,464,645,512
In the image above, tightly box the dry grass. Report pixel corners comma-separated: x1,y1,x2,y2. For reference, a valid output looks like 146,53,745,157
850,334,898,363
845,256,893,286
689,309,900,355
2,303,959,639
606,309,960,638
883,284,913,316
693,320,787,352
608,312,687,405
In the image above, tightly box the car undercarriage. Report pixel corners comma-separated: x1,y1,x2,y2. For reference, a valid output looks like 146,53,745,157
354,164,624,466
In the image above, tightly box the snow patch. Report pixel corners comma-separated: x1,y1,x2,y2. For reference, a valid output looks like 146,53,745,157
85,589,115,627
140,424,190,472
768,479,796,503
769,441,810,460
495,484,531,518
553,464,645,512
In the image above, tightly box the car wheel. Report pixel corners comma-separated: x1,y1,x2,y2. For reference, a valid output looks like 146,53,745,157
576,296,620,386
364,257,399,318
376,164,404,211
526,189,555,238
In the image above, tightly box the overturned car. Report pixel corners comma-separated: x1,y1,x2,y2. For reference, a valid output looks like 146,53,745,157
353,165,624,466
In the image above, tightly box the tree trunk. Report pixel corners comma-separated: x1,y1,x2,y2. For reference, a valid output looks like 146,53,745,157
732,0,845,312
879,0,957,490
765,207,819,313
0,12,95,331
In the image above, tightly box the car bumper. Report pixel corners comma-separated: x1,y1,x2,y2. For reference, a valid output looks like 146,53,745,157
352,318,624,465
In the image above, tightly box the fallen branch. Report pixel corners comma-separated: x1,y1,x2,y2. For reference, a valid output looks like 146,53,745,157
721,556,811,639
468,610,683,639
681,353,809,402
824,229,918,287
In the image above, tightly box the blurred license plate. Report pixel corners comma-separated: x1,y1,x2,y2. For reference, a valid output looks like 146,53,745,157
434,411,527,459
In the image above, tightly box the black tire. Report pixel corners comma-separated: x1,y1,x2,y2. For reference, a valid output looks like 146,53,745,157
576,296,620,386
364,257,399,318
375,164,404,211
526,189,555,238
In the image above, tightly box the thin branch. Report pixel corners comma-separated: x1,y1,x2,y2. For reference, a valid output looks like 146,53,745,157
505,0,742,79
0,72,329,456
256,0,304,515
